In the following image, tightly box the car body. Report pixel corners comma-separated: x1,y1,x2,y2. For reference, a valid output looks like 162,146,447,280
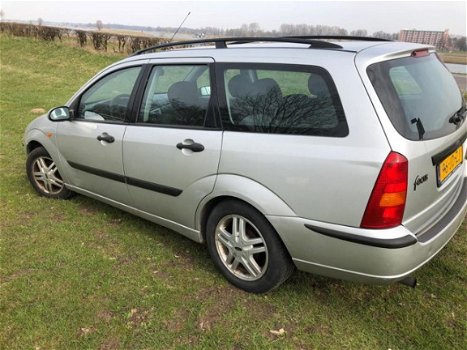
24,37,467,292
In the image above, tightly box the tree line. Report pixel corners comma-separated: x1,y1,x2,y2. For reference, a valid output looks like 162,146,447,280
1,21,466,52
0,22,164,53
153,22,466,50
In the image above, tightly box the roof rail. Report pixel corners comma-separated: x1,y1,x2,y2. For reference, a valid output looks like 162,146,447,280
283,35,392,42
131,36,343,56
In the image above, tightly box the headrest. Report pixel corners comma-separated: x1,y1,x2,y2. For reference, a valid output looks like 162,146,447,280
168,81,199,108
251,78,282,99
228,74,253,98
308,74,330,98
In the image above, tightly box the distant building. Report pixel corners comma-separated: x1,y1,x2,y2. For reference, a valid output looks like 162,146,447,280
399,29,451,50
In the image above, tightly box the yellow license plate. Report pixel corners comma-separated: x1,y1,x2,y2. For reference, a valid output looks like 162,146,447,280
438,145,463,184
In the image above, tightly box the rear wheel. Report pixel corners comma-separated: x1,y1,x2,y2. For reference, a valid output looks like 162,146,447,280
26,147,74,199
206,200,295,293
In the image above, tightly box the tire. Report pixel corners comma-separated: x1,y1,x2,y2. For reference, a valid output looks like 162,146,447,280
26,146,74,199
206,199,295,293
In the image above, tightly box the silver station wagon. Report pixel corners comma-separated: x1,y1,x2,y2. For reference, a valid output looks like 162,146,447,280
24,36,467,293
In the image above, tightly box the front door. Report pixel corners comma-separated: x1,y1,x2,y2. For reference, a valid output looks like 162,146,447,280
123,60,222,228
57,65,142,203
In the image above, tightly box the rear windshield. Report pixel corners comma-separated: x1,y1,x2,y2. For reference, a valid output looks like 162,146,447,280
367,54,463,141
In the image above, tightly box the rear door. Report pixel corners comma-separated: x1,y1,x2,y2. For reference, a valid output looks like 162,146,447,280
57,65,143,203
122,58,222,228
364,50,467,234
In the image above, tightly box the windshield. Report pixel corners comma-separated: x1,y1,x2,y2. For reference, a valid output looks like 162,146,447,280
367,53,463,141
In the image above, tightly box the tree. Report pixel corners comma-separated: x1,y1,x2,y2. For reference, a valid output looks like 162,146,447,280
248,22,261,36
453,36,467,51
0,9,5,21
373,31,393,40
37,17,43,26
240,23,248,36
96,20,103,31
76,30,87,47
350,29,367,37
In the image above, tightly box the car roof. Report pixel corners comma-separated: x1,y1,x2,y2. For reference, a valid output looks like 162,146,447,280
113,40,434,68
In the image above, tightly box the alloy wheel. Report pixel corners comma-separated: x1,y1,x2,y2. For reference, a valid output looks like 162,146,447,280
31,156,64,195
214,214,269,281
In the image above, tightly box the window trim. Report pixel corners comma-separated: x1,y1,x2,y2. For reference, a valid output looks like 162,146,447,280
129,63,222,130
215,62,349,137
70,65,146,125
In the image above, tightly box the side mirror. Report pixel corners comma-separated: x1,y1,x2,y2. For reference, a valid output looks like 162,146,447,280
48,106,71,121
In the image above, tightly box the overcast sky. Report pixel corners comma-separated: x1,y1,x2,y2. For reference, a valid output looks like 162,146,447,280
1,0,466,35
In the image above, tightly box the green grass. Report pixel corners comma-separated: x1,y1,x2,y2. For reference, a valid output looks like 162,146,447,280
1,35,466,350
438,51,467,65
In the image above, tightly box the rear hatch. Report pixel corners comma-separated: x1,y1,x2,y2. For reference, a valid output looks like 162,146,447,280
362,47,466,235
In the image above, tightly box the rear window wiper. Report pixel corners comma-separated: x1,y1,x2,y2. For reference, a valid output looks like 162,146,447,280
449,107,466,125
411,117,425,140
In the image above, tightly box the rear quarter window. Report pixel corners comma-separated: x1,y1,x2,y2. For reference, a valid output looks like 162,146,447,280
217,63,348,137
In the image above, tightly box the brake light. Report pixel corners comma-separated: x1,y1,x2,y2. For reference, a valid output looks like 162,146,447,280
361,152,408,229
411,49,429,58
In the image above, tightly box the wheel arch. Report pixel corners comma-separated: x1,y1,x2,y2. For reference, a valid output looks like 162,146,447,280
26,140,44,154
24,128,70,183
25,129,55,155
196,174,296,242
202,193,296,292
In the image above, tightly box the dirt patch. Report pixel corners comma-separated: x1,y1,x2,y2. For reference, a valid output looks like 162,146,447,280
304,324,331,336
94,230,109,240
196,285,245,331
126,308,150,328
263,320,298,340
115,255,137,266
151,268,172,280
30,108,46,114
97,310,115,323
79,206,99,216
48,211,65,223
243,298,278,319
176,334,199,347
77,327,95,337
19,211,37,222
2,268,35,283
99,336,120,350
164,308,191,332
164,250,197,272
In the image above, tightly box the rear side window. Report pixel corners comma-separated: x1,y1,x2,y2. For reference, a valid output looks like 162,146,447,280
218,64,348,137
368,54,463,140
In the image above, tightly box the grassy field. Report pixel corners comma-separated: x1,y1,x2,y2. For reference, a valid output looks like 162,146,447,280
1,35,466,350
438,51,467,65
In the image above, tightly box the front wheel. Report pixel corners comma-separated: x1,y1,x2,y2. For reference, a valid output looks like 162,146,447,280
26,146,74,199
206,200,295,293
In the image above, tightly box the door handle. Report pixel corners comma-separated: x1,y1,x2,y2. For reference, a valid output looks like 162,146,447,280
97,132,115,143
176,141,204,152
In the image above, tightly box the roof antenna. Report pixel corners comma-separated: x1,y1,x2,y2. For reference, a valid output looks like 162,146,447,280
169,12,191,42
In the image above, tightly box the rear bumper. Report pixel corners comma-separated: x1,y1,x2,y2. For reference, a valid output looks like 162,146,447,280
268,177,467,283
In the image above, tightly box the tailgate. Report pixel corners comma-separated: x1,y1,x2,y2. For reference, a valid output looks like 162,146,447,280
358,46,467,235
402,130,466,235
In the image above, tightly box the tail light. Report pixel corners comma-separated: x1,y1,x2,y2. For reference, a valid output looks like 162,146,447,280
361,152,408,229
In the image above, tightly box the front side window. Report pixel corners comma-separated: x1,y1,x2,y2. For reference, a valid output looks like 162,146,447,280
138,65,211,127
219,64,348,137
77,67,141,122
